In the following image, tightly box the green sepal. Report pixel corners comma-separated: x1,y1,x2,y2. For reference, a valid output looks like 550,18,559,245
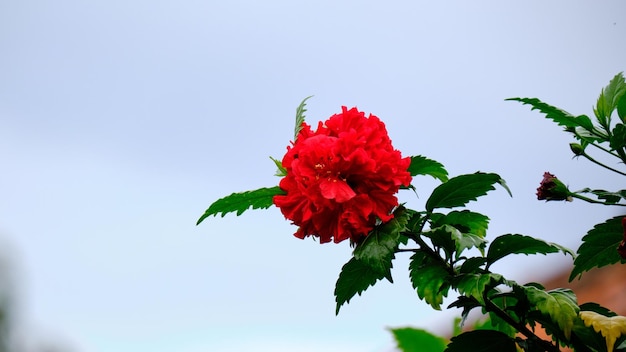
334,256,389,314
570,215,626,281
425,172,510,212
294,96,313,140
353,207,409,274
408,155,448,182
270,156,287,177
196,186,284,224
524,286,579,339
486,234,574,269
389,327,447,352
444,330,517,352
409,251,451,310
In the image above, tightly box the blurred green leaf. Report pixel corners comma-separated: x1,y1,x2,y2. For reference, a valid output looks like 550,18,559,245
525,287,579,339
409,251,451,310
445,330,517,352
408,155,448,182
334,257,389,314
389,327,447,352
425,173,509,212
486,234,574,268
196,186,283,224
570,215,626,280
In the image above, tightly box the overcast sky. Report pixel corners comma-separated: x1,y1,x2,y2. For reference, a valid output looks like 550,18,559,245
1,1,626,351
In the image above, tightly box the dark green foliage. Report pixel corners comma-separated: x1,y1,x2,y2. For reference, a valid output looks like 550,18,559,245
570,215,626,280
425,173,510,212
445,330,517,352
409,251,451,310
334,257,389,314
486,234,574,269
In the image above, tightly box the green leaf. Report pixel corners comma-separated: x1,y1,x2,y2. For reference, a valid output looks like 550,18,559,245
525,286,579,339
455,273,503,304
196,186,284,225
435,210,490,238
408,155,448,182
334,257,388,314
570,215,626,281
445,330,517,352
595,72,626,126
294,96,313,140
448,296,482,326
389,327,447,352
486,234,574,268
353,207,408,275
409,252,451,310
269,156,287,177
425,173,510,212
507,97,595,131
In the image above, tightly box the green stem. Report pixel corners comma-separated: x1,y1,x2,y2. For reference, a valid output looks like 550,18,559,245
483,294,560,352
570,192,626,206
581,151,626,176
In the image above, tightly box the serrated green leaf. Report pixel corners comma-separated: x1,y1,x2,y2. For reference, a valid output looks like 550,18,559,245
408,155,448,182
570,215,626,281
445,330,517,352
334,257,388,314
409,252,451,310
525,286,579,339
486,234,574,268
294,96,313,140
435,210,490,238
455,273,503,304
389,327,447,352
196,186,284,225
507,97,595,131
448,296,482,327
459,257,488,274
353,208,408,275
595,72,626,126
425,173,508,212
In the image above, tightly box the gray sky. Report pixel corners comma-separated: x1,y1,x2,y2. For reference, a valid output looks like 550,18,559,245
1,1,625,351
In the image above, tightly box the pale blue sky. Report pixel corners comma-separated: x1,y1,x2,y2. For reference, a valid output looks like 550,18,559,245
1,1,625,351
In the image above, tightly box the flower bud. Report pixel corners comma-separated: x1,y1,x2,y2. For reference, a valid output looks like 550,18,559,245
569,143,584,156
536,172,572,201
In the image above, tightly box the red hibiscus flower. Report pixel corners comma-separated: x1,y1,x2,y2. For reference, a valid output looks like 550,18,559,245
273,106,412,244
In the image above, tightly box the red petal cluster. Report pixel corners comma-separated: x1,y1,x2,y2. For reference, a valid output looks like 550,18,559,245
273,106,412,244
